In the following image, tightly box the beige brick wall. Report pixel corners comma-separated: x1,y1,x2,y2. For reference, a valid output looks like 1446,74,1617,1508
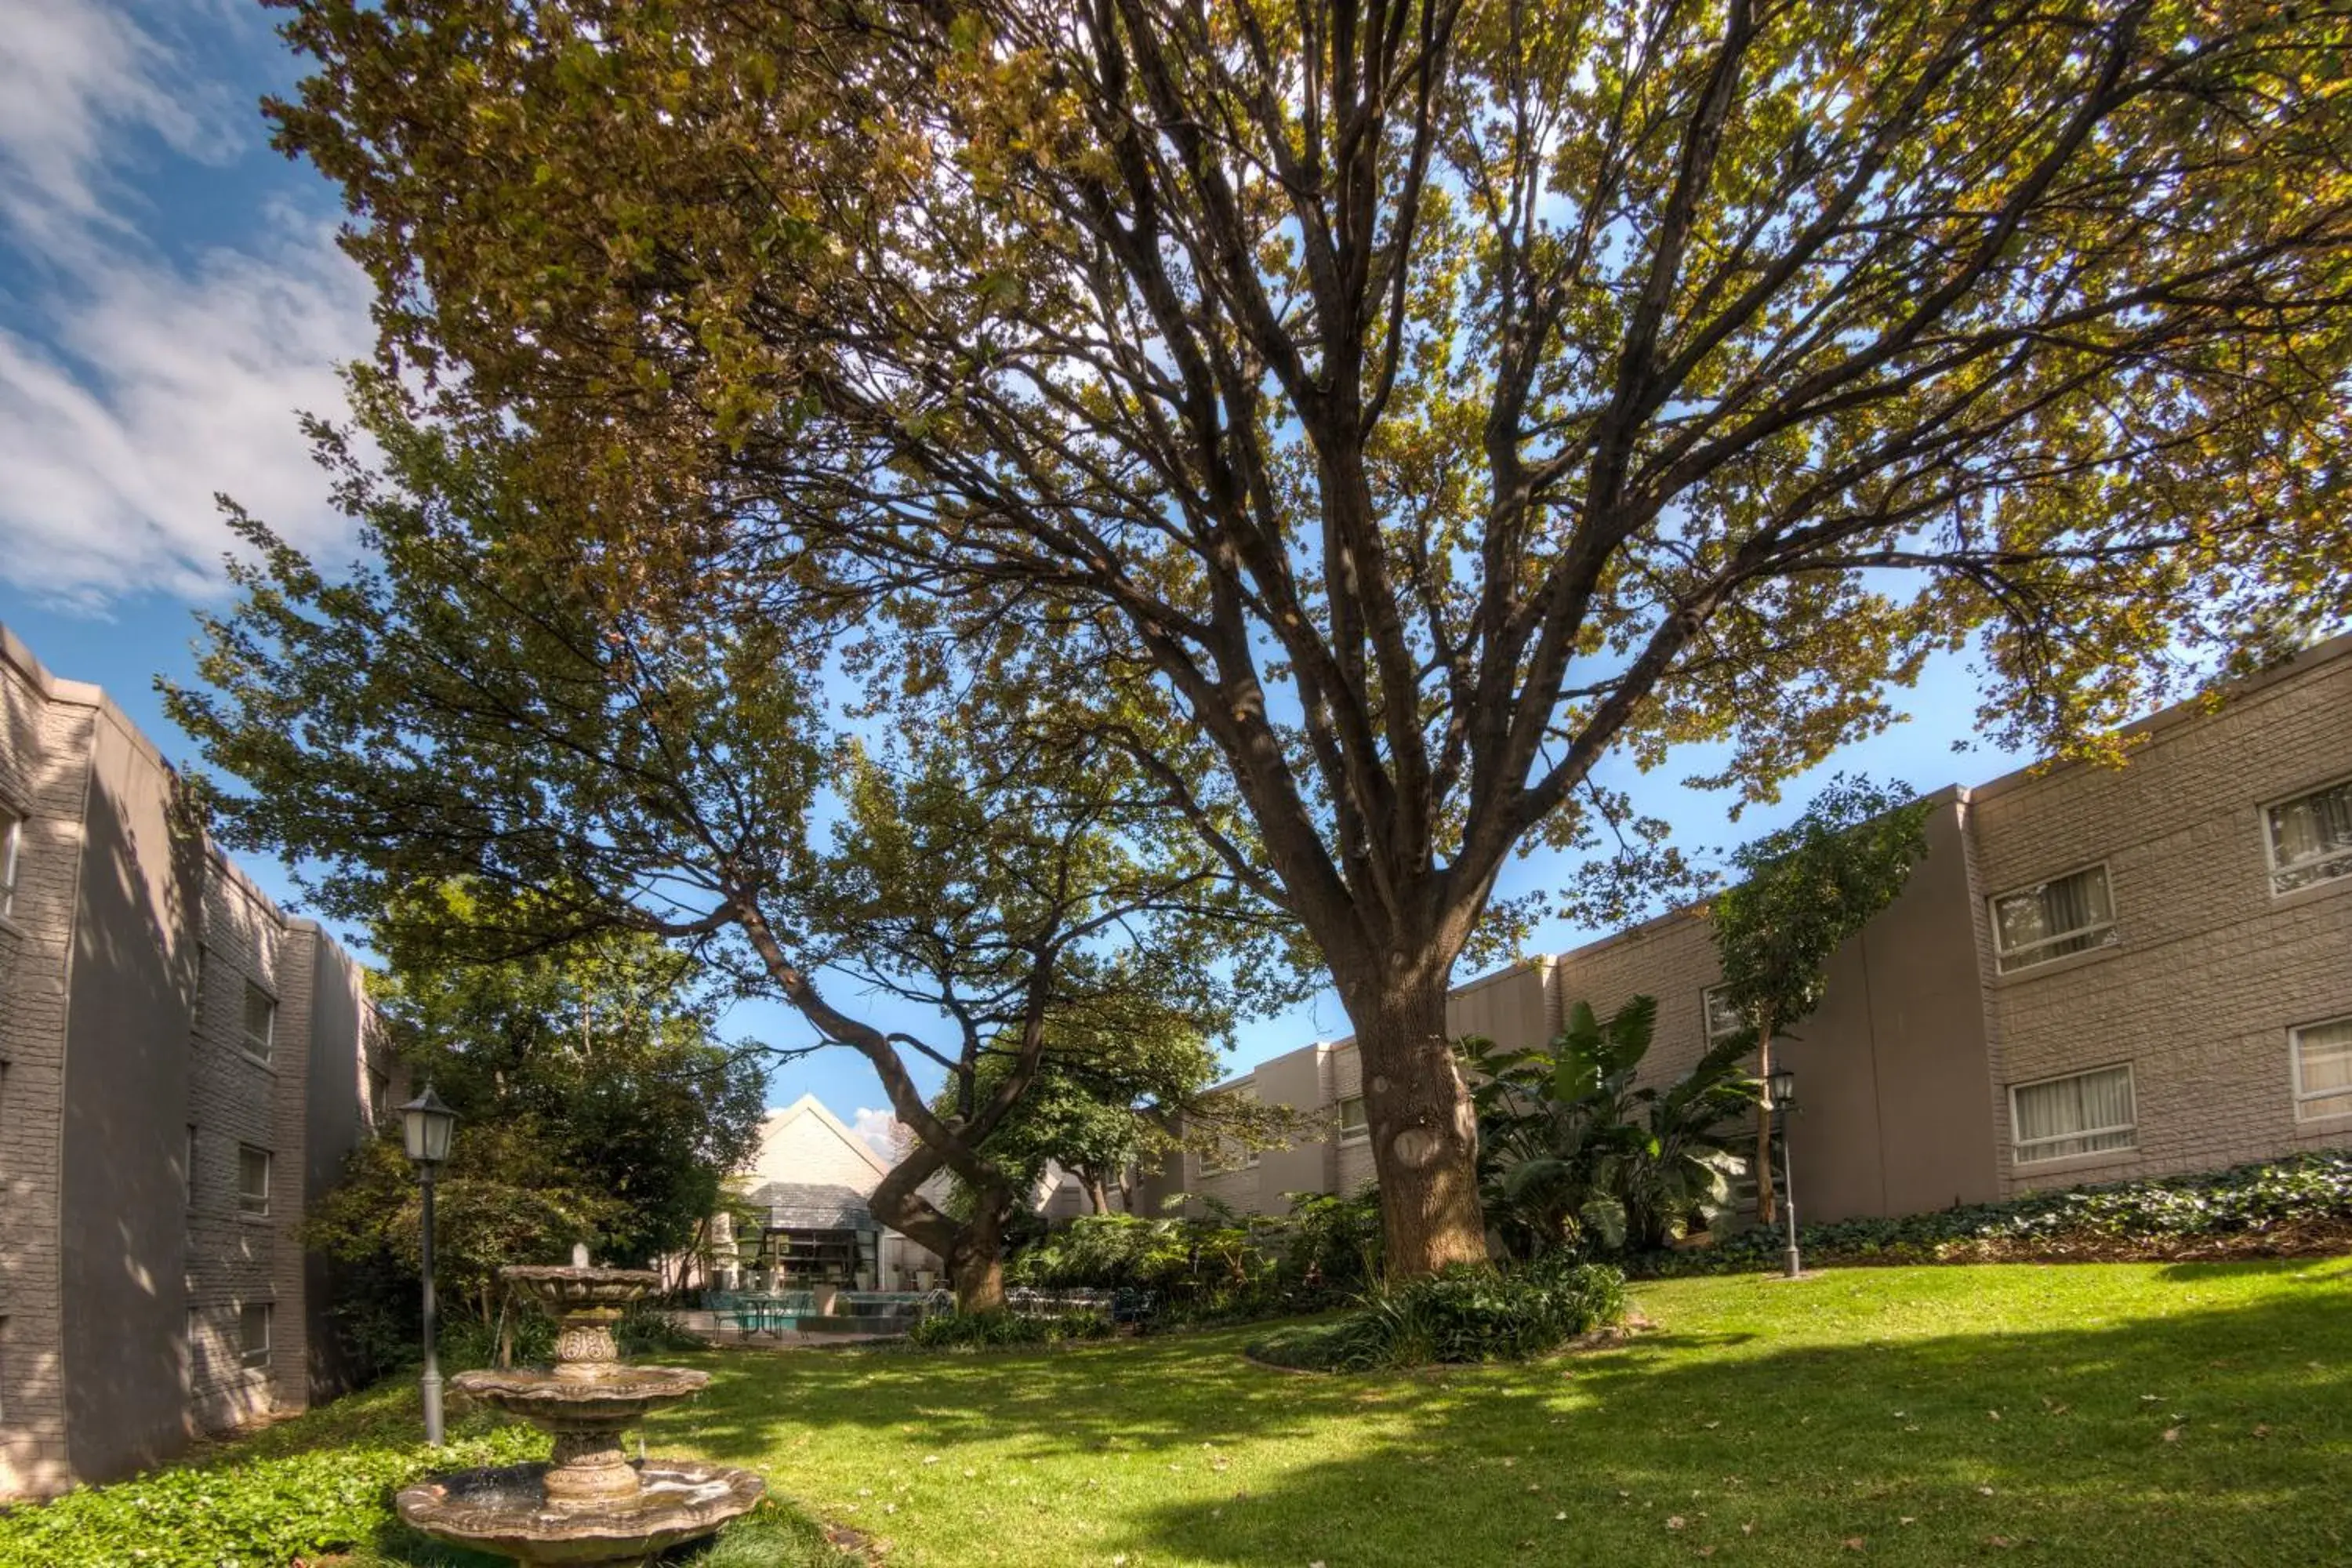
0,645,94,1498
0,626,387,1496
183,865,300,1430
1968,648,2352,1193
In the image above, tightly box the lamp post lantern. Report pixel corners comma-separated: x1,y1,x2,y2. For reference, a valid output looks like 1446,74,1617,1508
400,1083,459,1444
1765,1067,1801,1279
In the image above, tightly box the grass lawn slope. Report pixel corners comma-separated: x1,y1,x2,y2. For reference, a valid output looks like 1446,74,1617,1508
6,1260,2346,1566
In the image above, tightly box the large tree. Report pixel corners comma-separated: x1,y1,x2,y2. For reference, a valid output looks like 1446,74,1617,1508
270,0,2352,1272
168,401,1287,1308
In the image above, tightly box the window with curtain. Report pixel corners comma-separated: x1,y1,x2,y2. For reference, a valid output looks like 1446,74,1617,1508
0,802,20,920
1702,985,1747,1042
2010,1065,2136,1163
2266,778,2352,895
2292,1018,2352,1122
1338,1095,1368,1140
241,982,276,1063
1991,865,2116,973
238,1145,271,1217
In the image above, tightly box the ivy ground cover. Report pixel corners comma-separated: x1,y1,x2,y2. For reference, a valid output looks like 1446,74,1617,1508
6,1260,2346,1566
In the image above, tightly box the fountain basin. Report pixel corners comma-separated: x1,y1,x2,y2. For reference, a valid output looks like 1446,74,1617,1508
397,1460,764,1567
454,1365,710,1423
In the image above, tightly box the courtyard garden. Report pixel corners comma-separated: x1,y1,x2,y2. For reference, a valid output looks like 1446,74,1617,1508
7,1258,2346,1568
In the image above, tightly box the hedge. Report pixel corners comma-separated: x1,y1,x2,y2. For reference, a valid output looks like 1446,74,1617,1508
1628,1151,2352,1277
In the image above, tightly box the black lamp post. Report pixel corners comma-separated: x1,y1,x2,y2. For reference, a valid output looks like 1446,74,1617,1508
1766,1066,1801,1279
400,1083,458,1444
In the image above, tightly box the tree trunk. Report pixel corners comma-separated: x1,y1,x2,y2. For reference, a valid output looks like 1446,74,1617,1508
1346,966,1487,1279
1081,1170,1112,1214
1755,1028,1777,1227
946,1203,1008,1312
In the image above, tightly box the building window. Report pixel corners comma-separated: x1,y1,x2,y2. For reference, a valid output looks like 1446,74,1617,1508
1990,864,2116,973
1703,985,1748,1043
0,803,20,921
241,982,276,1063
367,1068,390,1124
239,1302,272,1368
2266,778,2352,897
2010,1064,2137,1164
238,1145,271,1217
2291,1017,2352,1123
1337,1095,1369,1142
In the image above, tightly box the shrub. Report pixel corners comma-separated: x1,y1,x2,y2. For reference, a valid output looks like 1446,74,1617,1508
0,1425,543,1568
905,1308,1114,1351
1250,1258,1627,1371
1629,1152,2352,1277
1004,1192,1382,1329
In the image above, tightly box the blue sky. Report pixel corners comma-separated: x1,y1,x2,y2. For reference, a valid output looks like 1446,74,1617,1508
0,0,2038,1156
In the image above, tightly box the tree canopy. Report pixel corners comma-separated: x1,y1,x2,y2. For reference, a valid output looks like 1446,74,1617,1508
263,0,2352,1272
168,395,1294,1306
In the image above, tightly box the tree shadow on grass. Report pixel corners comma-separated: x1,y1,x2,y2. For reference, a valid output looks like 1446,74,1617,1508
659,1330,1375,1467
1112,1287,2352,1566
637,1265,2352,1567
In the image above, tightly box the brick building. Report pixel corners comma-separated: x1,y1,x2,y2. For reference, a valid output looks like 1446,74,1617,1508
0,626,395,1499
1141,633,2352,1225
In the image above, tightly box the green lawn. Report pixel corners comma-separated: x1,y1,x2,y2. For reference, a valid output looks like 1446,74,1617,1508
27,1260,2352,1567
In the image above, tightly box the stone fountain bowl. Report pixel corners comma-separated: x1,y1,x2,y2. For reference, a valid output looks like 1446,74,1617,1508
501,1265,662,1318
452,1364,710,1425
396,1460,765,1566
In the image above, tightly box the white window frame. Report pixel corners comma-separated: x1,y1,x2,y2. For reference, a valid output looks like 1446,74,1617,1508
1988,862,2118,975
0,801,20,922
1336,1094,1369,1142
240,981,276,1065
238,1301,272,1368
2263,773,2352,898
1702,984,1747,1044
238,1144,271,1218
2008,1063,2138,1165
2289,1015,2352,1123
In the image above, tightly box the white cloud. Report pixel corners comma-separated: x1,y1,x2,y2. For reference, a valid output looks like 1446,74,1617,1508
849,1107,908,1161
0,0,241,256
0,212,372,605
0,0,372,608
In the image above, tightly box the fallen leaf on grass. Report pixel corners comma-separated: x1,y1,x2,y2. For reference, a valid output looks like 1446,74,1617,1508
2161,1428,2181,1443
1843,1537,1866,1551
1667,1517,1687,1530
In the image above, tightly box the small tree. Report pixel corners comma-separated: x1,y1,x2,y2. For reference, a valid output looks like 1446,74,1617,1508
1711,776,1933,1223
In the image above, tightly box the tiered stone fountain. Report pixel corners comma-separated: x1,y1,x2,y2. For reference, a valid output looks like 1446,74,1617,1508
396,1259,764,1566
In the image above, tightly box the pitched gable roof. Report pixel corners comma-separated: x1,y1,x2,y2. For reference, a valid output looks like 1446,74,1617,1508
748,1093,894,1184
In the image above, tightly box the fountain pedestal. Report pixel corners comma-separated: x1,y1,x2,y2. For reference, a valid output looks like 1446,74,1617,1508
396,1265,764,1567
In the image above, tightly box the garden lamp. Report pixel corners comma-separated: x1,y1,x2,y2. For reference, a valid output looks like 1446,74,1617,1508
400,1083,459,1443
1765,1067,1801,1279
